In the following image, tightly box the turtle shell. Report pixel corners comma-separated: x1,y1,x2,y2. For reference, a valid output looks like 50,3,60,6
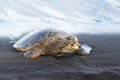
13,28,69,49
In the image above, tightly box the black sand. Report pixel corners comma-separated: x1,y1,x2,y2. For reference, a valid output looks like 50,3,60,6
0,34,120,80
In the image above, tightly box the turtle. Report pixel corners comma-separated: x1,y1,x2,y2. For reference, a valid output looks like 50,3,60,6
13,28,88,58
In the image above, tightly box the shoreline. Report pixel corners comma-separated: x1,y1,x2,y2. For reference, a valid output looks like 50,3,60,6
0,34,120,80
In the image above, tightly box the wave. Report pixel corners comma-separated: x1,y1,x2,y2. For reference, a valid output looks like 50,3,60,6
0,0,120,39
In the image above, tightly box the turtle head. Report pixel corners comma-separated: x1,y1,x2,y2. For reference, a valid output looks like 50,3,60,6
61,35,79,54
61,35,92,56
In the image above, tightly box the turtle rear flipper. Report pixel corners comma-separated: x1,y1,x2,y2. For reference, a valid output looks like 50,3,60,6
14,43,40,52
24,49,45,58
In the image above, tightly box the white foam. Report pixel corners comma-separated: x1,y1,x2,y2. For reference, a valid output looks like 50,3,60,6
6,8,27,20
0,0,120,39
38,6,68,19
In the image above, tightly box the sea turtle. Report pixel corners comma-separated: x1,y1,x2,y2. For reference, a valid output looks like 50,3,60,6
13,28,90,58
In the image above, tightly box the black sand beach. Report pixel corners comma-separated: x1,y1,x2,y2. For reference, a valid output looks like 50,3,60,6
0,34,120,80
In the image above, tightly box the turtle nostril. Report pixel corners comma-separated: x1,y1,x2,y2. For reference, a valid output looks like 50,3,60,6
67,37,70,40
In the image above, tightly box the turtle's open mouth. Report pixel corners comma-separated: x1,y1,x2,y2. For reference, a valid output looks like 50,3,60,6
60,36,79,53
70,40,80,46
69,41,79,50
68,36,80,49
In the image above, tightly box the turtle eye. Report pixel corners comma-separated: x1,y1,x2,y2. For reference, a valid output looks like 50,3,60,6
66,36,72,40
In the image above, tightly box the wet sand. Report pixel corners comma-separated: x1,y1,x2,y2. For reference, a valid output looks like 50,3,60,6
0,34,120,80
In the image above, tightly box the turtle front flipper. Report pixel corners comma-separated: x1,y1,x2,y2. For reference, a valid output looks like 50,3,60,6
24,49,45,59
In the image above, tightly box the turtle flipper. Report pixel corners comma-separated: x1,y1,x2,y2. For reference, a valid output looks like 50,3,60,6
23,49,45,58
55,53,66,57
15,43,40,52
26,43,40,51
